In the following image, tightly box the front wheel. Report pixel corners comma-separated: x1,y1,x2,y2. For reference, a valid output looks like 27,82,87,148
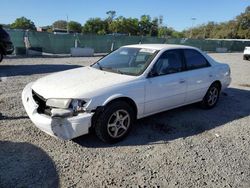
94,101,134,143
201,83,220,109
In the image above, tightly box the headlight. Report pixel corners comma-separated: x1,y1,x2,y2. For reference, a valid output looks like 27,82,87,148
46,98,71,109
46,98,88,116
70,99,87,115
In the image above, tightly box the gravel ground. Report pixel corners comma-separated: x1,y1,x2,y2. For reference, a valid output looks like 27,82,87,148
0,53,250,188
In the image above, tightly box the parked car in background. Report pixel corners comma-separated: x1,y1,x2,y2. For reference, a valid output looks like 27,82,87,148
22,44,231,143
0,25,14,62
243,47,250,60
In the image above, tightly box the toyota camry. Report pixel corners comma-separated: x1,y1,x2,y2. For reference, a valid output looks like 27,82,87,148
22,44,231,143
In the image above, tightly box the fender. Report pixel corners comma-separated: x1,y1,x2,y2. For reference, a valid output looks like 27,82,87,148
102,93,127,106
86,93,137,112
102,94,144,119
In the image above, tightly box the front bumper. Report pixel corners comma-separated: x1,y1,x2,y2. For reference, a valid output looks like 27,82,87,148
22,83,93,140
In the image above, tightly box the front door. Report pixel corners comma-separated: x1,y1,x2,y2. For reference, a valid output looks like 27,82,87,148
144,49,188,115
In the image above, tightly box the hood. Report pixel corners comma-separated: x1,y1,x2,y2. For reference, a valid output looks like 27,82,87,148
32,66,135,99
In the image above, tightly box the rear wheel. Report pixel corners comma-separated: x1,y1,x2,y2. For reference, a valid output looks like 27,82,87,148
201,83,220,109
94,101,134,143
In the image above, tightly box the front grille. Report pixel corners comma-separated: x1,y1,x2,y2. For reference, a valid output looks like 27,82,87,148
32,90,51,116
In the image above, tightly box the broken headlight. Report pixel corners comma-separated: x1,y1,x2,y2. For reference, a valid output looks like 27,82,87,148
46,98,71,109
69,99,87,115
46,98,88,116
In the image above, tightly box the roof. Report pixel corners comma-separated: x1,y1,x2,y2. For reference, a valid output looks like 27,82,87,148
124,44,197,51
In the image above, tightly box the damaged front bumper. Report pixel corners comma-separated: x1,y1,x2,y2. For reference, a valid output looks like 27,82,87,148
22,83,94,140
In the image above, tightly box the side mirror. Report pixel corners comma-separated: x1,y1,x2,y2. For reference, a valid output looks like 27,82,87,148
147,69,158,78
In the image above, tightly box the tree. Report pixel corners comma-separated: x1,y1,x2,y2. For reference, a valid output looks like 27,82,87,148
108,16,123,33
183,6,250,39
172,31,185,38
204,21,216,38
10,17,36,30
52,20,67,30
159,27,177,38
236,6,250,38
68,21,82,33
123,18,139,35
106,10,116,22
139,15,152,36
108,17,139,35
82,18,108,34
246,6,250,13
158,27,184,38
150,18,159,36
79,12,184,37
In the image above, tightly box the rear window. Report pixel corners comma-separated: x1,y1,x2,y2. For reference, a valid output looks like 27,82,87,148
184,49,210,70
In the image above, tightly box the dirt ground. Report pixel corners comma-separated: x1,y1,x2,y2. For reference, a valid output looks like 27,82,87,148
0,53,250,188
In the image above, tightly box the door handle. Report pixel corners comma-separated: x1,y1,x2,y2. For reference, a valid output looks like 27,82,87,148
179,79,186,84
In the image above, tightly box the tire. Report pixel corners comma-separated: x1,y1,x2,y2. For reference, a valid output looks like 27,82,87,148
201,83,221,109
94,101,135,143
243,56,247,60
0,52,3,62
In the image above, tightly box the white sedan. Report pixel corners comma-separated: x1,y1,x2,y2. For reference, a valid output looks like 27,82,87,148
22,44,231,143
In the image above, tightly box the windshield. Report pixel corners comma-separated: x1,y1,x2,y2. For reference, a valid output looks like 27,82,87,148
92,47,158,76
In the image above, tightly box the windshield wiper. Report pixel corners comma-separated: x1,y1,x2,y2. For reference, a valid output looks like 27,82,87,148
101,67,123,74
96,62,103,70
115,69,124,74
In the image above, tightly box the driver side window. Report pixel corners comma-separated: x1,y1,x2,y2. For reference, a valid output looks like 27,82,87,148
152,50,183,76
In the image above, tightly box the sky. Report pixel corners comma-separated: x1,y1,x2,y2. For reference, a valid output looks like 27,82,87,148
0,0,249,31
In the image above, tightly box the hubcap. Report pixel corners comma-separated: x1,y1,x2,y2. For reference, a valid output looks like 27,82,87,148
107,109,130,138
207,87,218,106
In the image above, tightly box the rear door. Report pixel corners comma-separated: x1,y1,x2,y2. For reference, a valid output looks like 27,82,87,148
183,49,213,103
